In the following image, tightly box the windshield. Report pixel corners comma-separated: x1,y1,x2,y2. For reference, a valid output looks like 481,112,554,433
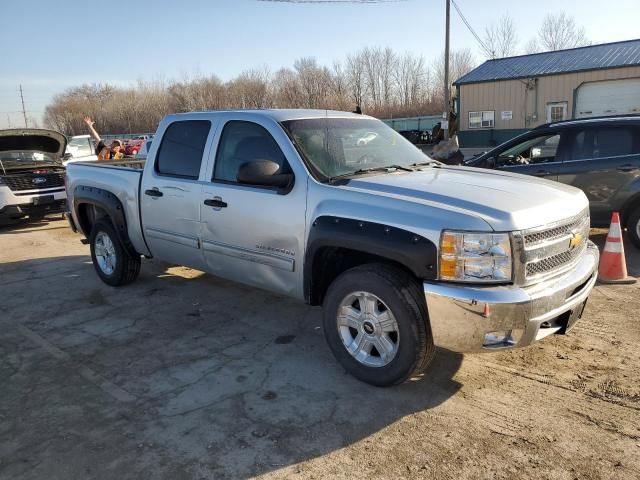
0,151,58,163
281,118,433,181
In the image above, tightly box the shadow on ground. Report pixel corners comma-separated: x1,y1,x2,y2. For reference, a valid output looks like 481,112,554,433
0,253,463,479
0,213,67,232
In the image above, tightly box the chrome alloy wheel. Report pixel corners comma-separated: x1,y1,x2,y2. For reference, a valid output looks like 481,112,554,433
336,291,400,367
94,231,117,275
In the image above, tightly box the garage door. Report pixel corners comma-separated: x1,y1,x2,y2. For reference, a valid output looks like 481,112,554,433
575,78,640,118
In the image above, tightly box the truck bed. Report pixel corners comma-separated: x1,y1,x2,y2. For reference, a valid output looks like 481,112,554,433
66,160,150,256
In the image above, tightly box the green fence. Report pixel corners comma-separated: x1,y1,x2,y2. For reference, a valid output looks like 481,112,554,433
382,115,442,132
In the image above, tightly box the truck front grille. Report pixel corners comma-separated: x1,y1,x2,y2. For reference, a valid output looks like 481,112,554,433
522,209,590,282
2,172,65,191
525,243,587,277
524,211,590,246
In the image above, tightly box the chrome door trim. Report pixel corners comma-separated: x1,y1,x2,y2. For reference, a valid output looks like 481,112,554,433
145,227,199,249
201,239,295,272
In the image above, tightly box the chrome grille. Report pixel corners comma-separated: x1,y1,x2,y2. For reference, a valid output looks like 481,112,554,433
522,209,590,282
524,210,589,246
526,243,587,277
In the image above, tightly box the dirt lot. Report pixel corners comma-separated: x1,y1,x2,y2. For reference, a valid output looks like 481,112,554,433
1,218,639,480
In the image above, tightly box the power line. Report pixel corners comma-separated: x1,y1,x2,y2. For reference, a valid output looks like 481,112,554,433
257,0,407,3
450,0,493,57
450,0,530,86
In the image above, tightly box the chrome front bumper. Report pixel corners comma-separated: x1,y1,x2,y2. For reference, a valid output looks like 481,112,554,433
424,241,599,353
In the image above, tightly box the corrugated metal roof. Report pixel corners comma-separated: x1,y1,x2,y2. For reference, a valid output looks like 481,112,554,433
455,39,640,85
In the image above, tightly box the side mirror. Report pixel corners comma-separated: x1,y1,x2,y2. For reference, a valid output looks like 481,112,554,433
486,156,496,169
237,160,293,190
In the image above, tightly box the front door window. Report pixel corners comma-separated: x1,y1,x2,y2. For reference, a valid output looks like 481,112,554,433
497,134,561,166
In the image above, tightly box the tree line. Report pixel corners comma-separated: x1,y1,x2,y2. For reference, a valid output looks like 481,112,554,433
44,12,590,135
481,11,591,59
44,47,475,136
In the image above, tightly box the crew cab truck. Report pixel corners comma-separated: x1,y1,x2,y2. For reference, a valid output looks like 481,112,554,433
66,110,599,386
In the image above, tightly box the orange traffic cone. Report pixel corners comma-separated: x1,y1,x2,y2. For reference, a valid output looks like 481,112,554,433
598,212,637,284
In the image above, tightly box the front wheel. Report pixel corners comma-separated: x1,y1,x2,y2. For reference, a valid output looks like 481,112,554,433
322,263,435,387
627,208,640,249
89,220,141,286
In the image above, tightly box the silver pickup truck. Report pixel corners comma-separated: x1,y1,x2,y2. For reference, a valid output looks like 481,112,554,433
66,109,599,386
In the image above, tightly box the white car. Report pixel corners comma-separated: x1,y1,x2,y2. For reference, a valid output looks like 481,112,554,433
63,135,97,165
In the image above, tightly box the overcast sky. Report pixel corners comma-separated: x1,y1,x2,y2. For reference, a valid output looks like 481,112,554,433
1,0,639,129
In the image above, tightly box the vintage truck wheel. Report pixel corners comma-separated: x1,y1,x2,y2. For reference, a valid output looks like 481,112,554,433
322,263,435,386
89,220,141,287
627,207,640,249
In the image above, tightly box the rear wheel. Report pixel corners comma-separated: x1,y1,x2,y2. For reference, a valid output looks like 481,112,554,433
322,263,435,387
89,220,141,286
627,207,640,249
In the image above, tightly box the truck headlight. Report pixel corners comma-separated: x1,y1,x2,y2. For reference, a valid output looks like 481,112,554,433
439,231,512,283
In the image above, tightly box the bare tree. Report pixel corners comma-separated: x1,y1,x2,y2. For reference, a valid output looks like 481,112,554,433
482,14,518,59
394,53,427,108
536,12,590,51
272,67,302,108
345,51,366,109
293,57,334,108
523,37,542,55
227,67,272,108
45,46,451,135
432,48,476,107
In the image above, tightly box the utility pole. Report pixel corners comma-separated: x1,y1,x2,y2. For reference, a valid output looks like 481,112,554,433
19,84,28,128
443,0,450,141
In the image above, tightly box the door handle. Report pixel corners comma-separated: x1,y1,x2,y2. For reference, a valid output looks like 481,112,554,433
533,170,551,176
616,164,638,172
144,189,163,197
204,198,227,208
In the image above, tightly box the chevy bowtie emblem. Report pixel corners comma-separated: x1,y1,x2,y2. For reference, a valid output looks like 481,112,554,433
569,232,583,250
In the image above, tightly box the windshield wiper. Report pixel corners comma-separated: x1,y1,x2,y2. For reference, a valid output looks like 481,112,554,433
326,165,415,184
409,160,436,167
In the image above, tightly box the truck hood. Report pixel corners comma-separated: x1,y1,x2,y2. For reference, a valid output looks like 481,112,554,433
0,128,67,161
340,165,588,231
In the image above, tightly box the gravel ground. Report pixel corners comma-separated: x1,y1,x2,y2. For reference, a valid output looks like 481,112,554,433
1,219,639,480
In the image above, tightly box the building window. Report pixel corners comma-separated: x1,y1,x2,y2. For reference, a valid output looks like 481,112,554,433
469,111,495,129
546,102,567,123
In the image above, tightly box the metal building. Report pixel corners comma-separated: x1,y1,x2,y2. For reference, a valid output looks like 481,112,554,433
454,39,640,148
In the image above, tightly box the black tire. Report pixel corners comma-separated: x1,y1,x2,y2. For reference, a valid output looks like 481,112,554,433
627,207,640,249
322,263,435,387
89,220,141,287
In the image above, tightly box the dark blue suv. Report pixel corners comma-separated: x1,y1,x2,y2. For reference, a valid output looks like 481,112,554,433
465,116,640,248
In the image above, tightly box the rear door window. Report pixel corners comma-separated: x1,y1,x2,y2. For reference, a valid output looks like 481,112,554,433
567,126,638,161
155,120,211,178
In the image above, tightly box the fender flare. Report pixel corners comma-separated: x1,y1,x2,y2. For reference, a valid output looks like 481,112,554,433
73,185,138,256
304,215,438,303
